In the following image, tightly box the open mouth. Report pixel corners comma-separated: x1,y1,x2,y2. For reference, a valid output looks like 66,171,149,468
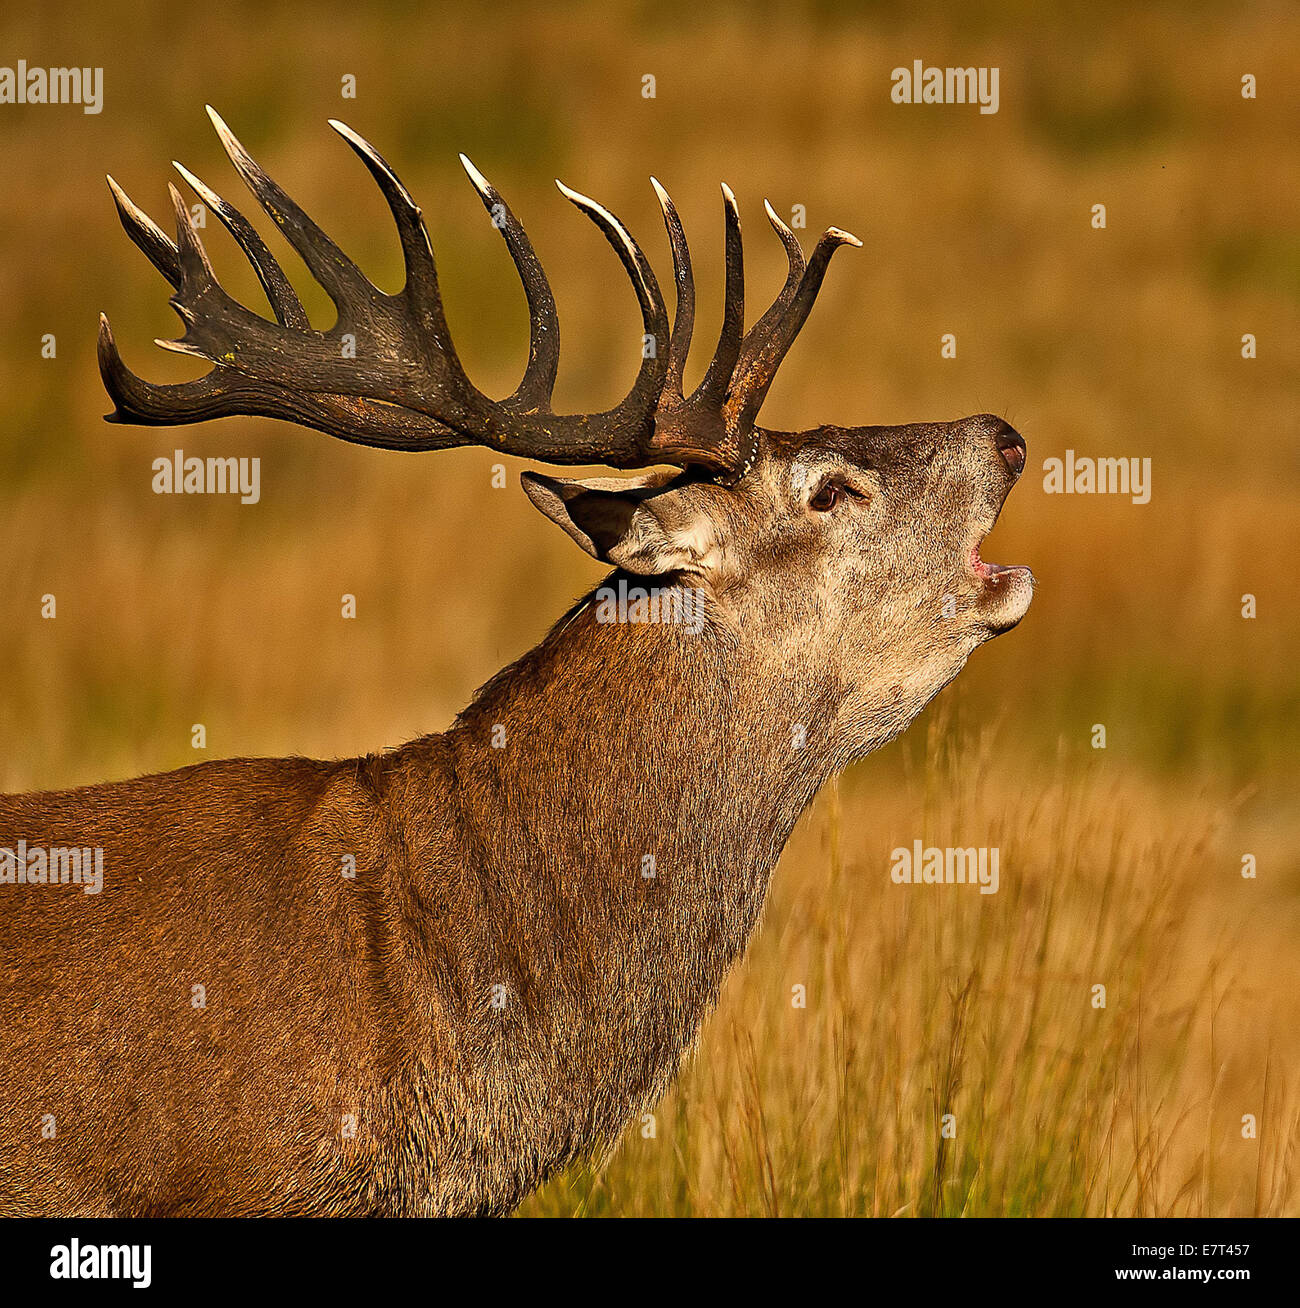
969,543,1031,584
969,538,1034,633
968,470,1035,631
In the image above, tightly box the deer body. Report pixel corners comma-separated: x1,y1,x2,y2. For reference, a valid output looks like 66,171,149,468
1,562,942,1215
0,112,1034,1215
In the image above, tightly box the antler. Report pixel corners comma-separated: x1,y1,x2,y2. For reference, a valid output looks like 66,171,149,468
99,107,860,480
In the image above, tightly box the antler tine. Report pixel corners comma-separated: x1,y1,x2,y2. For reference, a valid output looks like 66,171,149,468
164,180,219,321
787,225,863,320
328,120,434,287
650,177,695,403
711,199,806,425
460,153,560,415
327,117,469,383
688,184,744,412
554,178,670,417
97,312,190,424
107,175,181,289
205,106,377,318
762,199,808,280
723,221,861,434
173,162,309,330
734,200,807,367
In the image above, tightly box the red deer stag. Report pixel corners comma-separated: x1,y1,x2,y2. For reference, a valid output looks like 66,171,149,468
0,108,1033,1216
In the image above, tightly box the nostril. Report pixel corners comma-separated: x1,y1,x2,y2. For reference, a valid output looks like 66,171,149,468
994,426,1026,478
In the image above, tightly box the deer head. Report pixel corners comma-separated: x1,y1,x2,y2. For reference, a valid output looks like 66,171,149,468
99,108,1033,762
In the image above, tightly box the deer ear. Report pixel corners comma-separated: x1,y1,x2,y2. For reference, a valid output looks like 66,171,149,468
521,469,719,577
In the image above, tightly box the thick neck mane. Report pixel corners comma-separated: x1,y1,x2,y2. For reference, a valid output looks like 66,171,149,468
449,583,836,959
374,582,844,1189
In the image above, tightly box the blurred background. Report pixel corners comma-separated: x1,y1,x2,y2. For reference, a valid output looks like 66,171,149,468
1,0,1296,1214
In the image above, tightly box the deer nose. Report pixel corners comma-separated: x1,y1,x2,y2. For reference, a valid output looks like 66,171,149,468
991,421,1026,479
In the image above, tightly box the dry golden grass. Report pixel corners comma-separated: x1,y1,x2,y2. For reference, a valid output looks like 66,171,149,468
0,0,1296,1215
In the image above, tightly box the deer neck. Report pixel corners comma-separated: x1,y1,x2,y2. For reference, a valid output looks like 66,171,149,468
441,581,840,1059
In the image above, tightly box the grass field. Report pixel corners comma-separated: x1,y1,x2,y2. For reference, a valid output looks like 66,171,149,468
1,1,1296,1215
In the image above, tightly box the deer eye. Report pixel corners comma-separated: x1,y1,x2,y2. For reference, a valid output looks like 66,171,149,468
808,480,840,512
